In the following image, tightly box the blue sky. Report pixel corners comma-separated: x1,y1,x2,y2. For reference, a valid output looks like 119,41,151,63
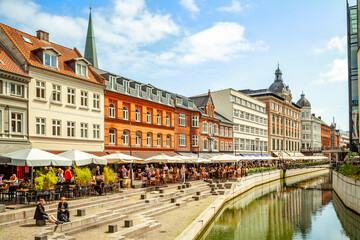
0,0,349,130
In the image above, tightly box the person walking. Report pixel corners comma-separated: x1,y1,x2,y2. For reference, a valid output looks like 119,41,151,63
180,165,186,183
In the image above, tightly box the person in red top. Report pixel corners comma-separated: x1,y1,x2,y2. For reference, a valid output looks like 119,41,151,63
64,167,72,183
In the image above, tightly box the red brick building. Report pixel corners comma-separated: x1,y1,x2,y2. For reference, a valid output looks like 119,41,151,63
317,117,331,148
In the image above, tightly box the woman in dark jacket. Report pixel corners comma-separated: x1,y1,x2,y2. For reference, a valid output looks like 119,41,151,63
57,197,70,222
34,198,59,224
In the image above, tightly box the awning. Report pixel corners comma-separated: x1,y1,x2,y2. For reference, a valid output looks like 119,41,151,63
241,153,271,157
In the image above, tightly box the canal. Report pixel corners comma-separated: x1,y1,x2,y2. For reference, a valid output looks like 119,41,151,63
198,170,360,240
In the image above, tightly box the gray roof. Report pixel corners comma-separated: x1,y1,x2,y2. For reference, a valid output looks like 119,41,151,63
268,66,291,94
296,93,311,107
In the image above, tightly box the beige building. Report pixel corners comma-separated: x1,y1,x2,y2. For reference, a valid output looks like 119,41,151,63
0,24,105,153
0,43,31,153
211,88,269,156
241,66,302,156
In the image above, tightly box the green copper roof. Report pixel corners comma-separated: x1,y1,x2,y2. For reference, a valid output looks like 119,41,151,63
315,117,329,127
84,10,98,68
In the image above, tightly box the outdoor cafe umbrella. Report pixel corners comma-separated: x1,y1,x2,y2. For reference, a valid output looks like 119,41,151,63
104,152,143,164
144,153,180,163
179,155,198,163
210,154,238,163
58,149,107,166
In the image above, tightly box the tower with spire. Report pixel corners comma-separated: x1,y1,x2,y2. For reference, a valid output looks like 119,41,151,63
84,6,98,68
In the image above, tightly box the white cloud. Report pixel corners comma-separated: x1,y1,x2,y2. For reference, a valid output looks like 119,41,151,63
217,0,242,13
311,36,346,54
163,22,268,65
180,0,199,12
315,58,347,84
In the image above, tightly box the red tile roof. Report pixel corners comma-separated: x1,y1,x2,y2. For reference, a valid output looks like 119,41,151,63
0,44,29,77
0,23,104,85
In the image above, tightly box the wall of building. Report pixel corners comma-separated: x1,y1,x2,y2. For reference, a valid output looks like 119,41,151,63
28,68,105,152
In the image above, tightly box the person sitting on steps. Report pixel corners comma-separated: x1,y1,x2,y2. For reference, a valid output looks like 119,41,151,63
34,198,61,225
57,197,70,222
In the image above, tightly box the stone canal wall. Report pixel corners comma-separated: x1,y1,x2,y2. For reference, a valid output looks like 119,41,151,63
176,167,329,240
332,171,360,214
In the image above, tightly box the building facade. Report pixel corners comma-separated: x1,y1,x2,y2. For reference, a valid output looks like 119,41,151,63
296,93,322,151
0,43,31,153
318,117,331,149
241,66,301,156
211,88,268,156
95,68,176,156
0,23,105,153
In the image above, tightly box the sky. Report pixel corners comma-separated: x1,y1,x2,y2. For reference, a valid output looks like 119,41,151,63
0,0,349,130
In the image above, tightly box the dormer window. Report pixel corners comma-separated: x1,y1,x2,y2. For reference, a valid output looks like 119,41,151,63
76,63,87,77
147,87,152,100
188,101,194,109
109,76,117,90
176,97,183,106
44,52,57,68
157,90,162,103
166,93,171,105
136,84,141,97
124,81,130,94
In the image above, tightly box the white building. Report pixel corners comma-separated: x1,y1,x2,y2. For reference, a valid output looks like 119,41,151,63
211,89,268,156
296,93,322,151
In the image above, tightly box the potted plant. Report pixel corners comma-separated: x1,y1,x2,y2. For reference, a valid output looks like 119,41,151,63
34,173,45,191
103,166,115,190
43,171,58,190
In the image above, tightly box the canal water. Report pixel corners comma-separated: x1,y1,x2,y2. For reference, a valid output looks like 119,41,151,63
199,171,360,240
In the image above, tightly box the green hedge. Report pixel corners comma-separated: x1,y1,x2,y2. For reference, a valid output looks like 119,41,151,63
246,166,277,174
339,164,360,179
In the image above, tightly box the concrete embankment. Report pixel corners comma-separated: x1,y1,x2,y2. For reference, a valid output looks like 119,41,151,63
332,171,360,214
176,167,329,240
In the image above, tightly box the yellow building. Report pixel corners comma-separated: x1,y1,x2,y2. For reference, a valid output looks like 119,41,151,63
0,23,105,153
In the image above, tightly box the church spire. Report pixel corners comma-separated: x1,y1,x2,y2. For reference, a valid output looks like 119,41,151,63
84,6,98,68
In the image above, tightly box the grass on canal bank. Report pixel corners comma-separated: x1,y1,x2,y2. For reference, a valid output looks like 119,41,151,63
339,163,360,180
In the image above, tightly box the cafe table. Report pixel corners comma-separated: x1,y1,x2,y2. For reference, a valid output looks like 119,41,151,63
0,186,9,201
15,188,29,204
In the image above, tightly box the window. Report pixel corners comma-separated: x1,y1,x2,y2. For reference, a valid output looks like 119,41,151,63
157,91,162,103
179,114,186,127
209,123,213,134
179,134,186,147
80,91,88,107
213,140,218,151
122,131,129,145
203,139,208,150
123,106,128,120
76,63,87,77
157,113,161,125
188,101,194,109
52,120,61,136
192,135,199,147
229,128,232,137
147,111,151,123
176,97,183,106
220,141,224,151
44,52,57,68
135,109,141,122
136,132,141,145
220,126,224,136
93,94,100,109
109,103,115,118
166,93,171,105
146,87,152,99
192,116,199,127
124,81,130,94
36,81,45,99
67,88,75,105
166,115,170,126
109,76,117,90
10,84,23,97
214,124,218,135
225,142,228,151
67,121,75,137
147,133,152,147
80,123,88,138
166,135,171,147
93,124,100,139
202,122,208,133
225,128,228,137
229,142,232,151
157,134,162,147
52,84,61,102
36,118,45,135
22,35,32,44
135,84,141,97
11,112,23,133
109,129,116,144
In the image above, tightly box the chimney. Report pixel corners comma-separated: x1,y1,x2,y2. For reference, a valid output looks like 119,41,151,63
36,30,49,42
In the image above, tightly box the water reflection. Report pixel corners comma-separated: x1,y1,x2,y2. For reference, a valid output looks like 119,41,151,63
200,173,356,240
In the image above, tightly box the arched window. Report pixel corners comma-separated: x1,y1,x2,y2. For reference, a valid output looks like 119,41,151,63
166,135,171,147
202,121,208,133
147,133,152,147
213,140,218,151
157,113,161,125
166,115,170,126
109,103,115,118
135,109,141,122
123,106,128,120
147,111,151,123
157,134,162,147
136,132,141,145
109,129,116,144
122,130,129,145
203,139,208,151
